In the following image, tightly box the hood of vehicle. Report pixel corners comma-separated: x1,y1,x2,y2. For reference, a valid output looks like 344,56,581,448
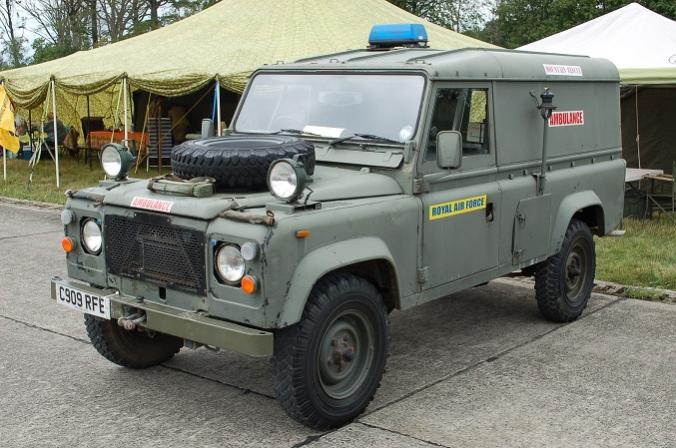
101,165,403,220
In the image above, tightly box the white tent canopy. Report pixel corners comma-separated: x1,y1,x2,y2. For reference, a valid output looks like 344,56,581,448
518,3,676,84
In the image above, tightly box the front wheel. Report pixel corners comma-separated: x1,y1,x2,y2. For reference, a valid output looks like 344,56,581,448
84,315,183,369
271,274,389,429
535,219,596,322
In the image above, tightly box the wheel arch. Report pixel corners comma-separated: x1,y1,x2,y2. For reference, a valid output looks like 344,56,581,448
551,191,605,253
275,237,400,328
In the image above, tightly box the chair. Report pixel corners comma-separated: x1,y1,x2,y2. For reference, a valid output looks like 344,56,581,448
81,117,105,166
644,160,675,221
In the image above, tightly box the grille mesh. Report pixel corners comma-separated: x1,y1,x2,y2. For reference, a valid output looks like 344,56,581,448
104,213,207,295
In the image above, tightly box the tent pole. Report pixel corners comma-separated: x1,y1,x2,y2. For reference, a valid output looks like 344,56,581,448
212,82,217,123
28,109,32,153
2,81,5,182
51,79,60,188
216,79,222,136
123,77,129,146
635,86,641,170
86,95,92,167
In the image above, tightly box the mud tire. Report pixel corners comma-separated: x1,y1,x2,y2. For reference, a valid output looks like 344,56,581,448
271,274,389,429
535,219,596,322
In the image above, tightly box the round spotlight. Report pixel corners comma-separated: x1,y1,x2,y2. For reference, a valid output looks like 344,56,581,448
101,143,134,180
267,158,307,202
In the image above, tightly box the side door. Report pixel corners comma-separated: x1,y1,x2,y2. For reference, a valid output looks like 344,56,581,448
419,83,501,288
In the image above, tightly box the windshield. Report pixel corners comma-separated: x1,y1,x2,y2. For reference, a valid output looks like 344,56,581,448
234,73,425,143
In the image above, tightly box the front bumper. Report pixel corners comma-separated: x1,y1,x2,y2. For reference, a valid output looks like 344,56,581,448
51,277,273,357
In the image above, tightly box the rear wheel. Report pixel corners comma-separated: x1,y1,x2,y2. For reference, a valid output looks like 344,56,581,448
271,274,388,429
84,315,183,369
535,219,596,322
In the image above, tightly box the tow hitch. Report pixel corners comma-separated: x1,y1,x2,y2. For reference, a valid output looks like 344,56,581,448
117,310,146,331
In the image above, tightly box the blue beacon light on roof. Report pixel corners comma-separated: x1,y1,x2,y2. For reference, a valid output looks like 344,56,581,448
368,24,429,49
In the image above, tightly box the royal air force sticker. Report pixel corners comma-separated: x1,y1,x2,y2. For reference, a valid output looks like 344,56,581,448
429,194,487,221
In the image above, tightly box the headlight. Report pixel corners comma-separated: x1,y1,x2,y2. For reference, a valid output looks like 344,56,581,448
215,245,245,284
267,158,307,202
101,143,134,179
81,219,102,254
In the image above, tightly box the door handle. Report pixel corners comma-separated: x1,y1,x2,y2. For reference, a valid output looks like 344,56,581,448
486,202,495,222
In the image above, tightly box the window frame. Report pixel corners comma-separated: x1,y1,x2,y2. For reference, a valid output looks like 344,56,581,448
231,70,429,143
418,82,496,174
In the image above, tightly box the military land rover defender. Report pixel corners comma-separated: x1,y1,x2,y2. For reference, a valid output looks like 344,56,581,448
52,24,625,429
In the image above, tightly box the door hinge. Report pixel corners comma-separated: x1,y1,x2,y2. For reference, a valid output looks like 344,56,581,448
416,266,429,284
413,178,424,194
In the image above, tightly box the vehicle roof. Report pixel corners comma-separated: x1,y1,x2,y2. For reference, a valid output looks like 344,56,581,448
259,47,620,82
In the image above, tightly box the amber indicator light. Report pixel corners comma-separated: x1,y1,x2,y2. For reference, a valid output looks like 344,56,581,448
61,237,75,253
241,275,257,295
295,229,311,239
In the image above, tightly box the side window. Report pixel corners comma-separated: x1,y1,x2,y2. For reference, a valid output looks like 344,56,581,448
425,87,490,162
460,89,489,156
425,88,464,160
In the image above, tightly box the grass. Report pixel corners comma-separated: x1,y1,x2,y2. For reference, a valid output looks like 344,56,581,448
595,217,676,291
2,157,675,292
622,286,672,302
0,154,169,205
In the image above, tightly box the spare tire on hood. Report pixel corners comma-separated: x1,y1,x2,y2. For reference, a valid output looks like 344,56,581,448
171,135,315,190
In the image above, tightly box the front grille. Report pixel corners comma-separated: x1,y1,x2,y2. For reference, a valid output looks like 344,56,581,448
104,213,207,295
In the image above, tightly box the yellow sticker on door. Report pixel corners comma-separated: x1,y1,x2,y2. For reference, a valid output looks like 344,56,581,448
429,194,487,221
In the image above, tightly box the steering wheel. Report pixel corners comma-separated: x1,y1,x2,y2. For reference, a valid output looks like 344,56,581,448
270,115,304,131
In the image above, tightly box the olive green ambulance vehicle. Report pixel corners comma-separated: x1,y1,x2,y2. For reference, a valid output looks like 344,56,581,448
52,24,625,429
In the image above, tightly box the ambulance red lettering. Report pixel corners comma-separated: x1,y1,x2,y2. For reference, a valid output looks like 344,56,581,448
548,110,584,127
130,196,174,212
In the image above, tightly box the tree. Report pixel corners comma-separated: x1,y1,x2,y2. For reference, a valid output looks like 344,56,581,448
387,0,495,32
489,0,676,48
0,0,26,67
163,0,220,23
21,0,90,63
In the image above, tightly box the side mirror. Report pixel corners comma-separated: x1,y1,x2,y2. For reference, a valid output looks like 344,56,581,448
436,130,462,169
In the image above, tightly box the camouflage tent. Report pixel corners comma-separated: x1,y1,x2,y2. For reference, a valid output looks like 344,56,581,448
0,0,495,109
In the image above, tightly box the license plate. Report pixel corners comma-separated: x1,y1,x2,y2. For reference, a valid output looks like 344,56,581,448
55,282,110,319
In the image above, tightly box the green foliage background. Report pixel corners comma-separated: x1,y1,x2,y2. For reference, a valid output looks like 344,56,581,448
483,0,676,48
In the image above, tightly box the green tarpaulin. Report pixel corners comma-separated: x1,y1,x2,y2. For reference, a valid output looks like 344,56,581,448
0,0,496,109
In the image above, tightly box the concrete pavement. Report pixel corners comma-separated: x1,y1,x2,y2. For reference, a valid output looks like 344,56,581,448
0,202,674,447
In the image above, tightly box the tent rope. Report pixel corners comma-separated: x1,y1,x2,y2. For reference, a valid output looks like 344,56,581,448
168,85,215,134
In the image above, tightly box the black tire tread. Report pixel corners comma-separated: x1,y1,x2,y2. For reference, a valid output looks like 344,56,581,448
84,315,182,369
271,273,389,429
171,136,315,190
535,219,596,323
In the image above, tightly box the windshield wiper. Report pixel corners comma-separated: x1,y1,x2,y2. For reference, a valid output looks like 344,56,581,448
273,128,320,136
329,133,400,146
